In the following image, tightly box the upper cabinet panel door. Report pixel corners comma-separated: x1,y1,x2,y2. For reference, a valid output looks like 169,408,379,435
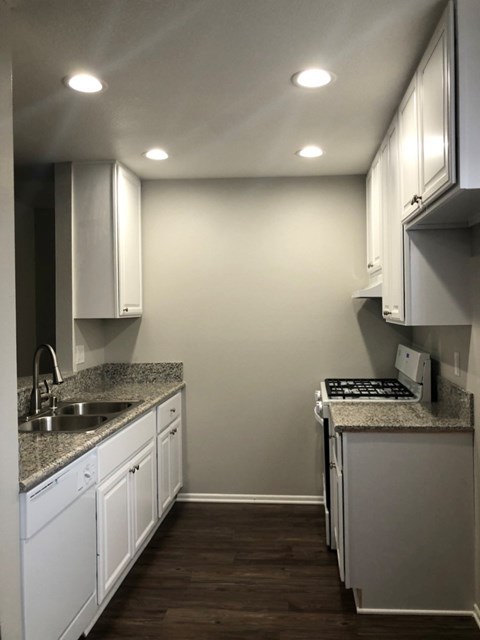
418,2,455,204
399,77,420,220
117,165,143,317
382,119,405,324
366,154,382,276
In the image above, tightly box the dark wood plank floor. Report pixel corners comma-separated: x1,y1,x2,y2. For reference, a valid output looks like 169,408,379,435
87,503,479,639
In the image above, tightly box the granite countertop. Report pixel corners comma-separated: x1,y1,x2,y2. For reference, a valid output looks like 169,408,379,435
330,401,474,433
329,378,474,433
18,363,184,492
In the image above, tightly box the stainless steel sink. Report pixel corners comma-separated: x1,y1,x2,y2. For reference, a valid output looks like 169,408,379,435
19,414,108,433
57,401,135,416
19,399,142,433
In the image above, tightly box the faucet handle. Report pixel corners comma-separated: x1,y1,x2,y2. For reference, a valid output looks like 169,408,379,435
43,379,50,394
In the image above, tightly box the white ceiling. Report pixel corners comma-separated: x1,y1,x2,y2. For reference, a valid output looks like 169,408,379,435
9,0,446,179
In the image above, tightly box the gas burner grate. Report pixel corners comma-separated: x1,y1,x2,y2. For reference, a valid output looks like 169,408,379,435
325,378,414,399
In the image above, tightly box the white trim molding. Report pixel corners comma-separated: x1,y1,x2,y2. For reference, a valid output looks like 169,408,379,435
176,493,323,505
357,607,474,617
473,603,480,629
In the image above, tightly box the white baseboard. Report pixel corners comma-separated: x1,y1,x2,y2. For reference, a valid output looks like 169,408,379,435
473,603,480,628
356,606,473,617
176,493,323,505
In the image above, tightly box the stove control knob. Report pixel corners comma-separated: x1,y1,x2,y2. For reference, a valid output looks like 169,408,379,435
314,390,322,402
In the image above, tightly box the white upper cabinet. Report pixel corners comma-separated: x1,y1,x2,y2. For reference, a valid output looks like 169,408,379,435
73,161,143,319
418,3,455,204
400,2,454,222
366,151,383,277
381,117,405,324
404,0,480,228
117,165,143,317
399,77,420,220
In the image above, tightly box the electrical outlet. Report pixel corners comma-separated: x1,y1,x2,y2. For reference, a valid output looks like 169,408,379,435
75,344,85,365
454,351,460,376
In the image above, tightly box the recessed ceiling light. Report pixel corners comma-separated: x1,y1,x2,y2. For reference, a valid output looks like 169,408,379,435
63,73,106,93
292,68,334,88
297,145,324,158
143,148,169,160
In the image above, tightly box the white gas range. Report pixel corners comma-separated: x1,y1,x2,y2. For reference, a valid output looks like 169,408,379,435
314,344,431,549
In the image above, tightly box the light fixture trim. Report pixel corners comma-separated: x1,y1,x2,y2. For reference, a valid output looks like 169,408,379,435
63,73,107,93
296,145,324,158
143,148,169,161
291,68,334,89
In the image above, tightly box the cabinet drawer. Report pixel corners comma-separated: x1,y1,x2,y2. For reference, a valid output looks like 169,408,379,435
157,392,182,432
98,410,155,482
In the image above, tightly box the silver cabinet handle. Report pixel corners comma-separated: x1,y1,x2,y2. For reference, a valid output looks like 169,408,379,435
129,464,140,474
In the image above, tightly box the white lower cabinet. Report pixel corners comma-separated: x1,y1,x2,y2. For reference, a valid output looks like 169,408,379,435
96,410,157,604
157,392,184,517
335,428,474,613
157,416,183,517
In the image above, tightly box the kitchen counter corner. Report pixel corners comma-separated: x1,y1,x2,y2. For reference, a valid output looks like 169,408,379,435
19,370,185,492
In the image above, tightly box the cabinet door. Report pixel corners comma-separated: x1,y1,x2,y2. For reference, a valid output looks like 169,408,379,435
131,442,157,552
418,2,455,204
170,418,183,497
96,467,133,603
399,77,420,220
382,119,405,323
158,427,172,516
334,457,344,583
117,164,143,317
366,153,382,276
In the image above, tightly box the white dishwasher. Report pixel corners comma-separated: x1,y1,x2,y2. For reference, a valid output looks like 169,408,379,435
20,450,97,640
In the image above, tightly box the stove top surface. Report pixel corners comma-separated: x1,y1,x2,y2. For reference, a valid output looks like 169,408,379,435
324,378,415,400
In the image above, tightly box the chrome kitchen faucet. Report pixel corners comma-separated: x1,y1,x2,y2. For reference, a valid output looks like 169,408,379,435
29,344,64,416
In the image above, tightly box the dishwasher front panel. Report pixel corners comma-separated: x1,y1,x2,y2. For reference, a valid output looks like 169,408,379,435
21,453,97,640
21,485,96,640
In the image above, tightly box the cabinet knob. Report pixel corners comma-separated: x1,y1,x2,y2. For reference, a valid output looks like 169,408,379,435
170,429,175,435
123,307,129,313
410,194,422,206
129,467,136,474
367,262,374,268
170,408,176,414
383,310,392,317
329,462,336,470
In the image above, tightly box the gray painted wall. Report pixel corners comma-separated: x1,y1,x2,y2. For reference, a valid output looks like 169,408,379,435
412,224,480,607
0,9,23,637
105,176,410,496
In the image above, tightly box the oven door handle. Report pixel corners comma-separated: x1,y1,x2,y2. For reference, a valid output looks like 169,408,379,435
314,404,324,424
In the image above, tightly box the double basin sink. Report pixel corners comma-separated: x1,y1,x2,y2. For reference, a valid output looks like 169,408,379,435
19,400,141,433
